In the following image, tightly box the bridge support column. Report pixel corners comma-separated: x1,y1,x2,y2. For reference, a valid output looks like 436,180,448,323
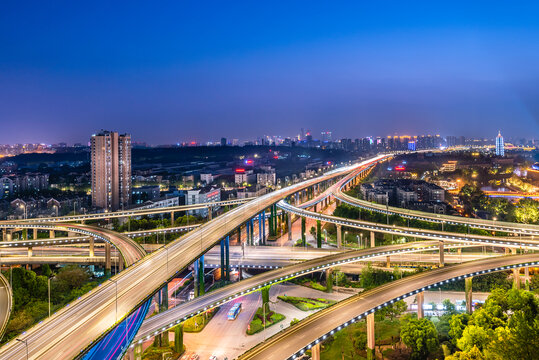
33,228,38,240
336,224,342,249
457,248,461,256
513,268,520,290
160,283,169,311
439,241,445,267
258,212,263,245
208,207,212,220
366,312,375,359
525,266,530,290
311,343,320,360
225,236,230,281
417,291,424,319
370,231,375,248
301,217,306,246
27,246,32,257
465,277,473,314
287,213,292,242
105,243,111,277
49,230,55,238
119,255,124,271
6,230,12,242
170,211,175,225
326,268,333,293
511,248,517,255
89,238,94,257
386,256,391,269
250,218,254,245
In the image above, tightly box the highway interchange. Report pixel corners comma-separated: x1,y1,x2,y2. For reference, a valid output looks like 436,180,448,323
0,152,537,359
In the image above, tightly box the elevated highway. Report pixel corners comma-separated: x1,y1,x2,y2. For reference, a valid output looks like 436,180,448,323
0,157,385,359
239,253,539,360
0,273,12,341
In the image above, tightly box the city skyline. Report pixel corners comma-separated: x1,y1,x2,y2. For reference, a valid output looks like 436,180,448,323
2,2,539,143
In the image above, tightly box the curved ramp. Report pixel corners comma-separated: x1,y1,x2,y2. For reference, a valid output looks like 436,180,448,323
0,273,12,341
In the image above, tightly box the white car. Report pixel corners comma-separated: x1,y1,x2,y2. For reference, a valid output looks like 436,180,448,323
209,356,218,360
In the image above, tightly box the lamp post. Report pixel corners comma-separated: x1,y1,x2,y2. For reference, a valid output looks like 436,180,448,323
48,275,54,317
345,231,348,248
16,339,28,360
356,235,360,249
108,278,118,322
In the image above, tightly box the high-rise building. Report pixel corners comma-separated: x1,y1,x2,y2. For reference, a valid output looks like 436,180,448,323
220,137,227,146
91,130,131,211
496,131,504,156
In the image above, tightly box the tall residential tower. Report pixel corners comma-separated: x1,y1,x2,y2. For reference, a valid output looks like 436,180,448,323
91,130,131,211
495,131,504,156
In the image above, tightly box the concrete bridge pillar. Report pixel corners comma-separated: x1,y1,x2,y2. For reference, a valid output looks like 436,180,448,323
33,228,38,240
457,248,461,256
6,230,12,242
439,241,445,267
417,291,424,319
513,268,520,290
370,231,375,248
525,266,530,290
89,238,94,257
27,246,33,257
311,343,320,360
208,207,212,221
134,342,142,360
105,243,111,277
287,213,292,241
386,256,391,269
119,256,124,271
366,312,375,359
49,230,55,239
465,277,473,314
336,224,342,249
170,211,175,225
511,248,517,255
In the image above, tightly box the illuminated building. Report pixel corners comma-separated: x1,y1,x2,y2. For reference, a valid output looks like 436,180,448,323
496,131,505,156
90,130,131,211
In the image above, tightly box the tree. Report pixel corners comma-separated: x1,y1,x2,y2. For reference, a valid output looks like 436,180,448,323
513,198,539,224
456,325,490,352
375,300,407,321
261,286,270,313
400,318,438,360
445,346,485,360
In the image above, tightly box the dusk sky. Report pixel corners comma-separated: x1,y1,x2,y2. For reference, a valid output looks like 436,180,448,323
1,1,539,144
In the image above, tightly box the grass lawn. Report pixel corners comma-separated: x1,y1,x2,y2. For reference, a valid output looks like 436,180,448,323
142,343,184,360
320,319,401,360
246,307,285,335
291,277,328,292
278,295,336,311
183,307,219,332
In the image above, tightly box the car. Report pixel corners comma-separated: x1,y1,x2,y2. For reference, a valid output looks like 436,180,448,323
189,354,199,360
209,356,218,360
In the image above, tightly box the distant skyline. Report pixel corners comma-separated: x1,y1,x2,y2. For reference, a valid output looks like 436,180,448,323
2,1,539,143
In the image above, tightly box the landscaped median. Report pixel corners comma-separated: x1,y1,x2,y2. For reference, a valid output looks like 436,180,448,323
277,296,336,311
246,307,285,335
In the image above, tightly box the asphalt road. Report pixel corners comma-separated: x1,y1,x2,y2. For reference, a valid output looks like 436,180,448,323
0,156,382,359
239,253,539,360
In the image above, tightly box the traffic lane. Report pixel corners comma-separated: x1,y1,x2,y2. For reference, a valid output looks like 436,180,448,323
135,240,454,341
240,253,539,360
0,158,380,359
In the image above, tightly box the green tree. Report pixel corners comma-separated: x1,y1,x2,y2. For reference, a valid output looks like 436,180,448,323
375,300,408,321
456,325,490,352
261,286,270,313
513,198,539,224
400,318,438,360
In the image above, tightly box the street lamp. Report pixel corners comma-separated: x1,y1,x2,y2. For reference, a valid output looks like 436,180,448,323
356,235,360,249
48,275,54,317
108,278,118,322
16,339,28,360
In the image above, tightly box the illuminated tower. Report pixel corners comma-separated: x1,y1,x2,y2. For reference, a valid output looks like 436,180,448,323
495,131,504,157
91,130,131,211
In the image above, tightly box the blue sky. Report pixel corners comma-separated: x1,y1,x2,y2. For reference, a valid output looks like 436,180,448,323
1,1,539,143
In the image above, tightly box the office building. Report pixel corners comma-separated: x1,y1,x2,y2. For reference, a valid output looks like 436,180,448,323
496,131,504,156
90,130,131,211
186,186,221,217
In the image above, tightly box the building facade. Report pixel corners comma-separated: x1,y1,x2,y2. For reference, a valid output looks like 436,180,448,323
186,186,221,217
90,130,131,211
496,131,504,156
